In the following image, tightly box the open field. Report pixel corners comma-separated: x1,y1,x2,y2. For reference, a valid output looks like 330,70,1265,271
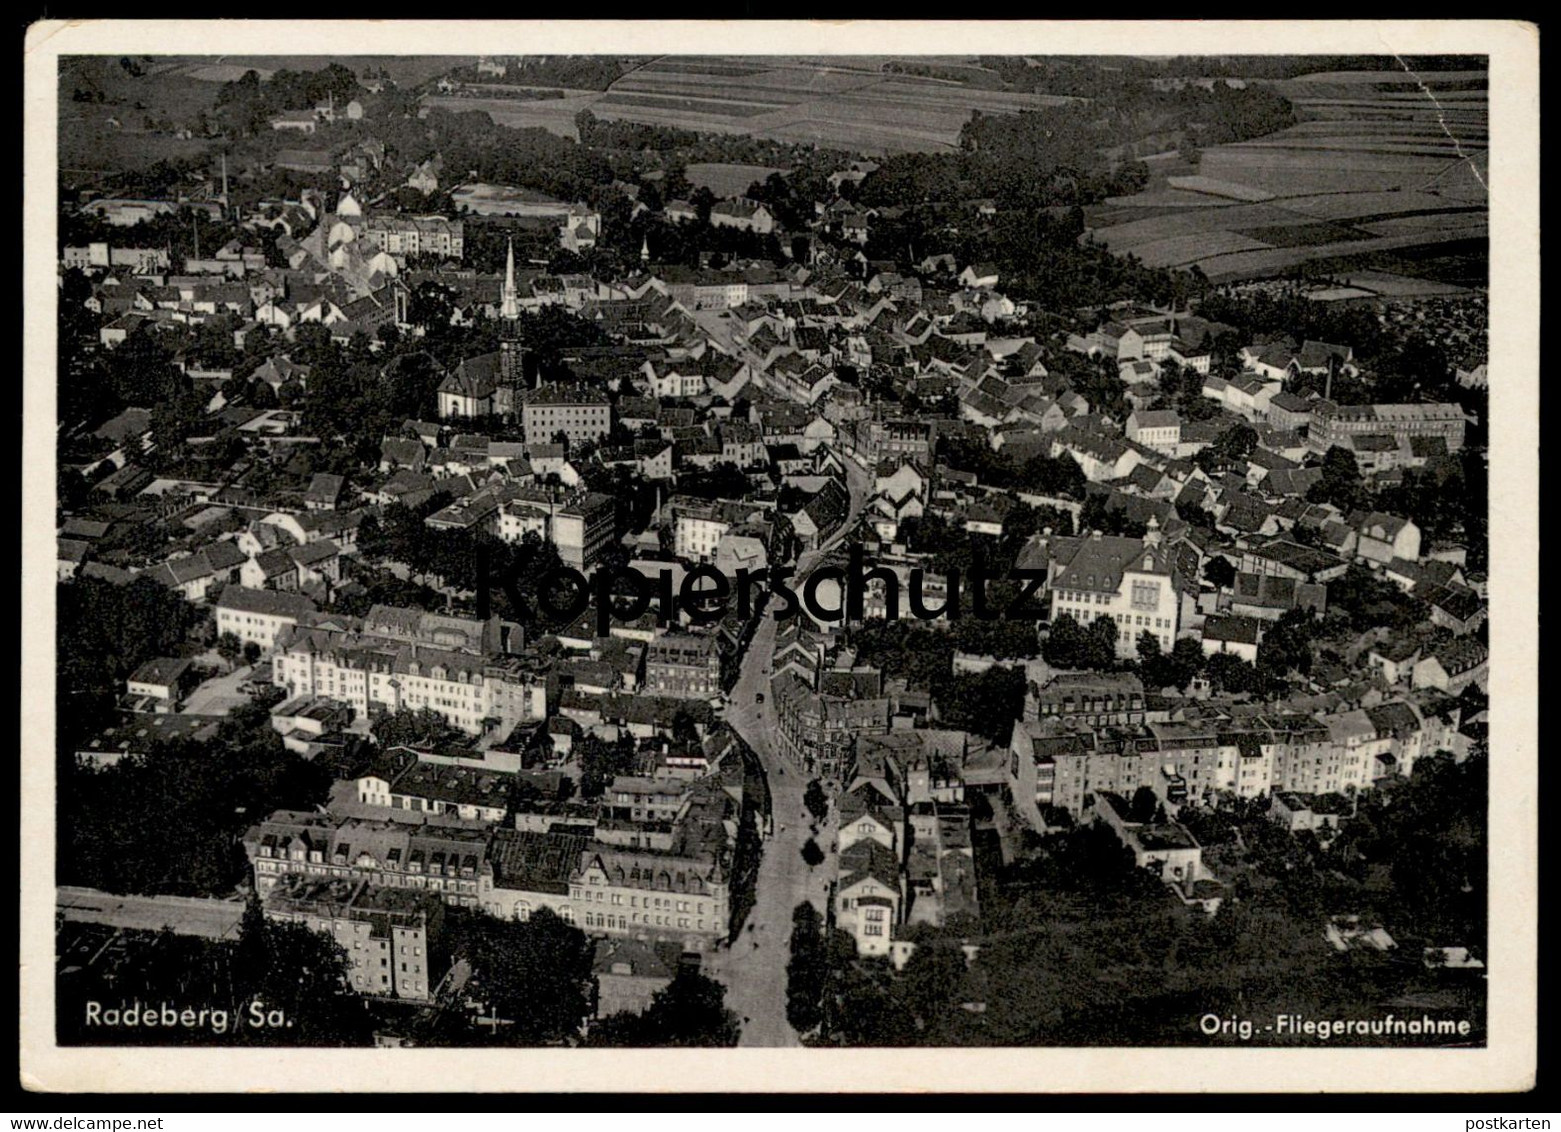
1191,225,1487,283
59,58,222,173
422,55,1082,155
1164,175,1274,202
685,162,788,196
174,55,457,88
1088,66,1487,286
421,91,599,137
61,55,459,174
1321,270,1472,298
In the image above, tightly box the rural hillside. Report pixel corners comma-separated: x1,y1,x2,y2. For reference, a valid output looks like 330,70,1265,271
59,53,1487,291
1086,68,1488,293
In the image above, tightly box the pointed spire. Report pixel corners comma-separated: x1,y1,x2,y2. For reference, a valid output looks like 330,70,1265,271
501,237,518,321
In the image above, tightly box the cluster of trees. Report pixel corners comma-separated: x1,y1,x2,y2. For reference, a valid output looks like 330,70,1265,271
946,794,1481,1046
1192,421,1260,475
1331,751,1487,944
430,108,614,206
841,621,1029,747
1307,445,1488,572
1178,750,1486,952
356,501,566,628
1152,358,1226,423
575,733,640,799
1197,289,1403,374
815,936,980,1047
1078,493,1150,540
935,665,1029,747
977,821,1355,1044
59,311,225,442
1325,562,1427,633
573,108,841,171
848,80,1293,218
674,462,753,503
213,64,361,136
214,632,262,669
57,897,375,1047
1042,612,1124,674
1041,611,1314,699
55,576,202,753
433,907,595,1046
1045,349,1133,422
586,969,741,1047
433,905,737,1048
370,707,468,751
935,436,1088,501
330,562,446,621
59,696,334,897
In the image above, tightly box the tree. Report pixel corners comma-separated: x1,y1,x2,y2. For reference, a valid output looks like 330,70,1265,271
242,641,261,665
455,907,594,1044
234,895,376,1045
933,664,1028,747
785,902,827,1033
576,733,638,799
371,707,463,751
1204,651,1259,695
1308,445,1366,513
1327,563,1421,633
216,632,244,666
801,838,825,868
1128,785,1160,823
1169,637,1206,691
896,941,966,1030
803,779,828,824
1194,422,1258,473
1042,612,1089,670
1086,615,1120,670
1257,607,1318,684
596,970,741,1047
1136,631,1186,692
1202,555,1237,590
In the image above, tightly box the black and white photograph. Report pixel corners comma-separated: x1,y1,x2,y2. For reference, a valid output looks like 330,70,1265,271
20,19,1538,1096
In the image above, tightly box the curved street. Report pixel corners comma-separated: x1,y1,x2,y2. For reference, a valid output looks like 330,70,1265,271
706,447,869,1047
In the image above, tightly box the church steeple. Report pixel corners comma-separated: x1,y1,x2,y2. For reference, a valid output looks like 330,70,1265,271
501,237,518,321
498,236,525,407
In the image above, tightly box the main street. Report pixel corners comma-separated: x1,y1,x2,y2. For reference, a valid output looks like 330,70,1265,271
707,445,870,1047
57,885,246,940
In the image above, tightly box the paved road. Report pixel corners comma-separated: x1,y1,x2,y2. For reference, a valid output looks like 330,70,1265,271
57,886,246,940
180,662,255,717
709,445,870,1047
